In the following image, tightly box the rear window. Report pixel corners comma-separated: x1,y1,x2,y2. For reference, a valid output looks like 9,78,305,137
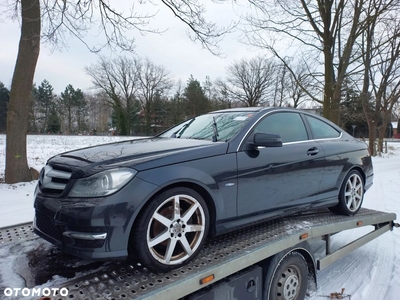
305,115,340,139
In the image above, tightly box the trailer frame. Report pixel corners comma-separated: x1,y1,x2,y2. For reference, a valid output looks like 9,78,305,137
0,208,396,300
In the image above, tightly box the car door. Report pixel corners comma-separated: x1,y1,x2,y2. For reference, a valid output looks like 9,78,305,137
236,111,326,217
303,114,348,203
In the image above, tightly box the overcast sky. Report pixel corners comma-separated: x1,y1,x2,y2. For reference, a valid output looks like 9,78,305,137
0,1,265,95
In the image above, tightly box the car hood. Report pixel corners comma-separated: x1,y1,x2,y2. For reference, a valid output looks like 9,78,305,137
48,138,228,177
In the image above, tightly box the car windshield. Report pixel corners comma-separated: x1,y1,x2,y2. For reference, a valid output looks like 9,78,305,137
158,112,255,142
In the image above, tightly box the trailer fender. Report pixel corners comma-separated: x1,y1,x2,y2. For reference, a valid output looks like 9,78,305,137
260,241,316,300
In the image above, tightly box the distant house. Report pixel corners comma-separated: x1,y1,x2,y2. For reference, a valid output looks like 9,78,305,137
392,121,399,138
109,127,117,136
302,106,323,116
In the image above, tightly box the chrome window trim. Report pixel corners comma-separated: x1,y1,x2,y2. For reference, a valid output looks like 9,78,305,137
282,139,318,146
311,132,343,141
237,110,344,151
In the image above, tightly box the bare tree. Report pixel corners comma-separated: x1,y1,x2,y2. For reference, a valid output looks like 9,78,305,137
393,101,400,121
242,0,377,123
270,62,313,108
85,92,113,134
136,58,172,134
6,0,40,183
86,56,171,135
359,0,400,155
224,56,276,107
169,80,186,125
286,63,316,108
5,0,233,183
86,56,140,135
214,79,235,108
272,63,288,107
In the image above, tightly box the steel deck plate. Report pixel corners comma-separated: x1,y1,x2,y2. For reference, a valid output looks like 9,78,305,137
0,208,396,300
0,222,35,244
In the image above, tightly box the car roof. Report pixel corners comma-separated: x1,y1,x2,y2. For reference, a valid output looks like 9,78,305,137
210,106,299,114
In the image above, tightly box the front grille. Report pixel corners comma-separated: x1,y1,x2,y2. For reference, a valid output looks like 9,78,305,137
39,165,72,195
35,210,61,241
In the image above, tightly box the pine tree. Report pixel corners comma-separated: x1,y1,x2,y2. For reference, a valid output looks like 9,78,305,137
46,104,61,133
61,85,88,133
34,80,54,133
184,75,210,117
0,82,10,132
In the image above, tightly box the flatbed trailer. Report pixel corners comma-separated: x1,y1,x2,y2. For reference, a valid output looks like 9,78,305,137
0,208,397,300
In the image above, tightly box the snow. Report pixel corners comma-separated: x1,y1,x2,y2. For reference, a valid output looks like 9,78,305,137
0,134,134,227
0,134,400,299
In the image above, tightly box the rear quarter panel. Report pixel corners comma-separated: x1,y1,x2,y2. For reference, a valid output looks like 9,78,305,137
316,138,372,203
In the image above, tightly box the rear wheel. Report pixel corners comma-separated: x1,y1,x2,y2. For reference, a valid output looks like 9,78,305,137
330,170,364,215
130,187,209,272
264,251,308,300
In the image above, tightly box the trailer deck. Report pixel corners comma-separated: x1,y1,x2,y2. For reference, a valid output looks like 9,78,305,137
0,208,396,300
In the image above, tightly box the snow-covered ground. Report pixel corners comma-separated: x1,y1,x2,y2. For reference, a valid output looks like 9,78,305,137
0,134,399,299
0,134,135,227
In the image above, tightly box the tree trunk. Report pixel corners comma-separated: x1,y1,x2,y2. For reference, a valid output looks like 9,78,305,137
68,107,72,133
377,111,390,154
377,125,386,154
5,0,41,183
367,120,377,156
331,86,342,125
323,53,333,121
145,102,152,135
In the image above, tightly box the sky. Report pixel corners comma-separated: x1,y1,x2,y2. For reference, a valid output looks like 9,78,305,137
0,1,264,95
0,134,400,299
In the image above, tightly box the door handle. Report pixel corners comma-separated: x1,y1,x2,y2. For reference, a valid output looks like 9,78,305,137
307,147,319,156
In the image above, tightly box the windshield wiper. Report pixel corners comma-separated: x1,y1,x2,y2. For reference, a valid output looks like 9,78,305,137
212,116,219,142
170,118,195,138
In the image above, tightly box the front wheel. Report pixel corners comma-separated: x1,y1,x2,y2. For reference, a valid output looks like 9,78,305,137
330,170,364,215
264,251,308,300
130,187,209,272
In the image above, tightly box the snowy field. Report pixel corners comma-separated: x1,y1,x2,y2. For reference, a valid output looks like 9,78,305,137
0,134,136,226
0,134,400,299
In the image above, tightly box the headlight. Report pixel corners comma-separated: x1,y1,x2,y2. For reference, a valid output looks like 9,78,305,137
68,168,137,197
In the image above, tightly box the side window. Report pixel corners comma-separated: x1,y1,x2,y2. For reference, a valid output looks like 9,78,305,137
305,115,340,139
254,112,308,143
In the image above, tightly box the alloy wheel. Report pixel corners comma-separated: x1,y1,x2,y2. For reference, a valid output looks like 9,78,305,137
146,194,206,265
344,173,364,213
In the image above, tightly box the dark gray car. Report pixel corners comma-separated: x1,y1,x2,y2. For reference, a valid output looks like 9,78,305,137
33,107,373,271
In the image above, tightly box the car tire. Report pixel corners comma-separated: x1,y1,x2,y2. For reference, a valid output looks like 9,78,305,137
330,170,364,215
130,187,209,272
264,251,308,300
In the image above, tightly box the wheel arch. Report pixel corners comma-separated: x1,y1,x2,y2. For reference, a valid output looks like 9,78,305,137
157,181,217,237
295,247,317,289
339,166,366,188
127,181,217,254
260,241,317,298
349,166,366,185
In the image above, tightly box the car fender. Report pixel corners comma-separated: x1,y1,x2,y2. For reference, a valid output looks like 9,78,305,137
133,163,230,223
138,163,222,200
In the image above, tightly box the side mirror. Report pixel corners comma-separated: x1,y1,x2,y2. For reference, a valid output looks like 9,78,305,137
250,132,282,148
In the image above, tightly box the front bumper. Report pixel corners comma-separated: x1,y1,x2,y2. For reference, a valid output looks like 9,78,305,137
33,176,158,260
33,200,128,259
